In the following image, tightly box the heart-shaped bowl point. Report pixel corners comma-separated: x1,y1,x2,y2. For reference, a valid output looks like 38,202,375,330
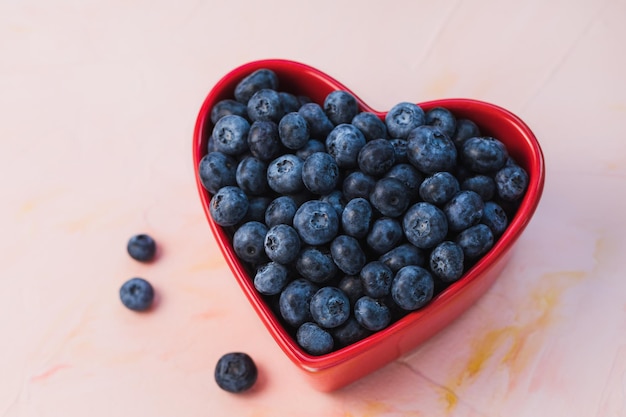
193,59,545,392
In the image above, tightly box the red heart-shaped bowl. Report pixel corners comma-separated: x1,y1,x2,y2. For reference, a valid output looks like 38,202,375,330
193,59,545,392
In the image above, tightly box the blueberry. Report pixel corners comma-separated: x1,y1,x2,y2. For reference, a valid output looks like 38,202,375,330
402,202,448,249
461,175,496,202
212,115,251,156
481,201,509,237
337,275,365,305
360,261,394,298
331,317,372,349
234,68,279,103
385,102,425,139
293,200,339,246
267,154,305,194
330,235,367,275
214,352,258,393
235,156,268,195
494,164,529,202
320,190,345,218
456,224,494,260
429,241,465,283
233,221,268,265
253,261,290,295
351,112,387,142
279,278,319,328
384,163,424,199
295,139,326,160
207,135,218,153
198,151,238,195
278,92,301,113
120,277,154,311
341,197,373,239
461,136,508,174
342,170,376,201
278,112,310,150
295,246,338,284
366,217,403,255
302,152,340,195
264,224,301,264
265,195,298,228
389,138,409,163
242,196,271,223
210,99,249,124
443,190,484,232
247,120,282,161
310,286,351,328
369,177,410,218
419,172,460,205
298,103,334,139
379,243,426,273
391,265,434,311
426,106,457,138
127,234,157,262
452,118,481,148
406,125,457,175
296,322,334,355
354,296,391,331
325,124,367,169
357,138,396,177
210,186,249,227
247,89,284,123
324,90,359,125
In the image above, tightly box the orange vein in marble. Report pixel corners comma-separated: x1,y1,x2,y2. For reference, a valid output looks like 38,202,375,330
31,364,71,382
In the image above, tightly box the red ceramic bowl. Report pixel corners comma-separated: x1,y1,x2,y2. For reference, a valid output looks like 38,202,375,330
193,59,545,392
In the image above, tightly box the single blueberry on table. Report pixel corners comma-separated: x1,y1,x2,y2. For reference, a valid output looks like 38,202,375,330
297,322,334,356
351,111,388,142
210,99,249,124
293,200,340,246
309,286,351,329
295,246,338,284
298,102,334,139
369,177,410,218
384,163,424,199
212,115,251,156
366,217,403,255
379,243,426,273
461,136,508,174
120,277,154,311
337,275,365,305
357,138,396,177
210,186,249,227
354,296,391,331
342,170,376,201
278,92,301,113
495,164,529,202
235,156,268,196
330,235,367,276
452,118,481,148
233,221,268,265
247,88,284,123
265,195,298,228
279,278,319,328
247,120,283,162
419,172,460,206
385,102,425,139
391,265,434,311
429,241,465,283
402,202,449,249
264,224,301,264
198,151,237,195
406,125,457,175
461,175,496,202
481,201,509,237
426,106,457,138
267,154,305,194
456,224,494,260
331,317,372,349
443,190,485,232
295,139,326,161
341,197,373,239
278,112,310,150
253,261,289,296
324,90,359,125
360,261,394,298
302,152,340,195
127,234,157,262
234,68,279,104
325,124,367,169
214,352,258,393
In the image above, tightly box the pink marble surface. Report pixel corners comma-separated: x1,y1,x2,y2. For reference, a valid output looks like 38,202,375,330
1,0,626,416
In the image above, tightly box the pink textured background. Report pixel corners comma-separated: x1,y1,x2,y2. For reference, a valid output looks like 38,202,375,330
2,1,625,416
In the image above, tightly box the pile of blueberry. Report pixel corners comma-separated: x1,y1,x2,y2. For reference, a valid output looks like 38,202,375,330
198,68,529,356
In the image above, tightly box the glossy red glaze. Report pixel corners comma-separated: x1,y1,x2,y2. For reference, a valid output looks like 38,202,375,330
193,59,545,392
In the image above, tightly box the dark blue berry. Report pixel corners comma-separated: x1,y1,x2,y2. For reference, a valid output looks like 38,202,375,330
429,241,465,283
264,224,301,265
320,190,345,218
302,152,340,195
352,112,387,141
198,151,237,195
295,139,326,160
331,317,372,349
379,243,426,272
357,139,396,177
210,186,249,227
461,175,496,201
212,115,250,156
242,196,271,223
234,68,279,103
127,234,157,262
247,120,282,161
235,156,268,195
337,275,365,305
298,103,334,139
354,296,391,331
419,172,460,205
297,322,334,355
310,287,351,328
120,277,154,311
384,163,424,199
279,278,319,328
295,246,338,284
342,170,376,201
330,235,367,275
461,137,508,174
452,118,481,148
402,202,448,249
278,112,310,150
366,217,403,255
214,352,258,393
369,177,410,218
293,200,340,246
325,124,367,169
389,138,409,163
324,90,359,125
360,261,393,298
495,164,529,202
456,224,494,260
253,261,289,295
265,196,298,228
481,201,509,237
443,190,484,232
391,265,434,311
278,92,301,113
341,198,373,239
266,154,304,194
385,102,425,139
406,125,457,174
210,99,248,124
233,221,268,265
247,89,284,123
426,106,457,138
